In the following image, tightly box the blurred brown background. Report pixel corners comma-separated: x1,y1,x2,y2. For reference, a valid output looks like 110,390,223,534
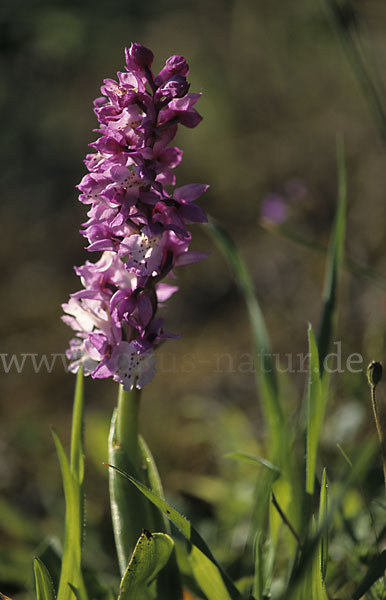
2,0,386,594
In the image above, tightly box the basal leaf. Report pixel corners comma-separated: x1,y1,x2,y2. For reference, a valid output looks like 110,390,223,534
188,545,236,600
108,410,158,575
107,464,243,600
139,435,170,534
118,531,174,600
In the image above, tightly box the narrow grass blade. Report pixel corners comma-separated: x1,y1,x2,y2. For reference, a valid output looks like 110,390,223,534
336,443,353,467
323,0,386,148
139,435,170,533
284,441,376,599
118,531,174,600
205,218,284,458
310,518,328,600
317,139,347,375
252,533,264,600
226,452,280,478
138,436,182,599
306,323,323,495
54,370,87,600
352,549,386,600
106,464,243,600
34,558,55,600
261,220,386,291
318,469,328,583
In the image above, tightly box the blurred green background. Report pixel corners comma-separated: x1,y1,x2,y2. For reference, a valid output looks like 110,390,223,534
2,0,386,594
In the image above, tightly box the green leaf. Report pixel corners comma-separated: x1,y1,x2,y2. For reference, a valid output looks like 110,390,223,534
284,442,376,599
54,370,87,600
108,410,159,575
205,218,284,459
306,323,324,495
318,469,328,582
352,548,386,600
253,533,265,600
260,221,386,291
317,138,347,375
109,392,182,600
323,0,386,149
107,464,243,600
188,545,238,600
34,536,62,592
138,435,170,534
118,531,174,600
310,517,328,600
34,558,55,600
336,443,353,468
227,452,280,478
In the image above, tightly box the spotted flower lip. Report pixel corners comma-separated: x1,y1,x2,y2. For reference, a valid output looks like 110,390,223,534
62,43,208,390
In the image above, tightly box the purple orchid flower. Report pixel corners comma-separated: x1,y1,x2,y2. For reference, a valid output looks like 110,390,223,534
62,43,208,390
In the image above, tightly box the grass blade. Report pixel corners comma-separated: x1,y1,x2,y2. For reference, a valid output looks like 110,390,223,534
226,452,280,478
352,549,386,600
138,435,170,533
318,469,328,583
260,220,386,291
306,323,324,495
317,139,347,375
106,464,243,600
205,218,284,458
252,533,264,600
34,558,55,600
323,0,386,148
284,441,376,599
54,370,87,600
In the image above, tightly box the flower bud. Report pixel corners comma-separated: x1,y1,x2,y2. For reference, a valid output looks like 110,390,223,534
125,42,154,69
367,361,383,387
155,55,189,85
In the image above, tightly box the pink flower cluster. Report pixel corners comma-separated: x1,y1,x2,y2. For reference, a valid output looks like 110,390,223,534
62,43,207,390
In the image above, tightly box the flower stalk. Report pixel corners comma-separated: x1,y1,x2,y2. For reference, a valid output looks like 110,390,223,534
116,385,141,465
367,361,386,491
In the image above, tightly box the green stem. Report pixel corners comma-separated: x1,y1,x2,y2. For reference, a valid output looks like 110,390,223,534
116,385,141,467
370,385,386,493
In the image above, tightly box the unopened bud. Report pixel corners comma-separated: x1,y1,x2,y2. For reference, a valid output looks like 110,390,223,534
367,361,383,388
126,43,154,69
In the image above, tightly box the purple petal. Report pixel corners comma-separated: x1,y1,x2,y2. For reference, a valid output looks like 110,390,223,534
156,283,179,302
174,183,209,203
175,250,208,266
